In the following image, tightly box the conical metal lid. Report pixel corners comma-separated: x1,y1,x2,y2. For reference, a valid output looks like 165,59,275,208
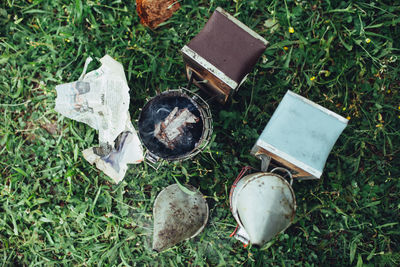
232,173,296,246
152,184,209,252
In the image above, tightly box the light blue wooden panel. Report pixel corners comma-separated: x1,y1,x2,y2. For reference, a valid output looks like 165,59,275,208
255,91,348,178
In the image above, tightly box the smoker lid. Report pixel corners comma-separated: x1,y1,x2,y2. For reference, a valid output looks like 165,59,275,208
152,184,209,252
183,7,268,87
230,172,296,246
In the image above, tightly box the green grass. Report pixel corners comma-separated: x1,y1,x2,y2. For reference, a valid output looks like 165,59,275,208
1,0,399,265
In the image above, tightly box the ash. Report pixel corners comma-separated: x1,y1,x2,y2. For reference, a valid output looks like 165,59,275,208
154,107,199,149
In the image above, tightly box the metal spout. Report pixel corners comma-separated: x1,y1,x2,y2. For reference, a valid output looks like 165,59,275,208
152,184,209,252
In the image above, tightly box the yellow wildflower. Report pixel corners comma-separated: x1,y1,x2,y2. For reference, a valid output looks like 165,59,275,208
366,38,371,43
378,113,383,122
283,46,289,51
398,106,400,110
288,27,294,33
310,76,316,81
346,116,351,120
376,124,383,128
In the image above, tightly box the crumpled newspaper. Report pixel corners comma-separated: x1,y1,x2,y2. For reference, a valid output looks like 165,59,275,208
55,55,144,183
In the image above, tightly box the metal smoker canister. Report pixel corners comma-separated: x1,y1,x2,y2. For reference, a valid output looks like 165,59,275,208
138,89,212,165
230,90,349,246
152,184,209,252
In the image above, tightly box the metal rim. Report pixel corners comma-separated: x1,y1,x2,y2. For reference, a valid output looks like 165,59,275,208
138,88,213,162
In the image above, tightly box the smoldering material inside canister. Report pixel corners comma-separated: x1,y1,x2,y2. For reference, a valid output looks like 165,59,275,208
138,92,204,160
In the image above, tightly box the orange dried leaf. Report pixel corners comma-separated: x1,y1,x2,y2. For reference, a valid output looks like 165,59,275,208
136,0,180,29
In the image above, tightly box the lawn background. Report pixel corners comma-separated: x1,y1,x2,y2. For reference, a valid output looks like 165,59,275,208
0,0,399,266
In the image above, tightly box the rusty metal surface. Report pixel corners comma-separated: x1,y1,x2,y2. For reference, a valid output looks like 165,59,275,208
152,184,209,252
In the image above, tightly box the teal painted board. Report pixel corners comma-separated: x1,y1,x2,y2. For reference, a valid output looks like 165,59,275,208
254,91,348,179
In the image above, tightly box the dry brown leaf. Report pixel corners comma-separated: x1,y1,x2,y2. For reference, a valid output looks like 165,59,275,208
136,0,180,29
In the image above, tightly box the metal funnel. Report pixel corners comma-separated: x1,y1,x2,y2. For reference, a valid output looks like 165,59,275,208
230,172,296,246
152,184,209,252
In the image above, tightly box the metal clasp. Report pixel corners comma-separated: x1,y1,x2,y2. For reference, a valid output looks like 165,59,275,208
144,151,162,170
258,154,271,172
257,154,293,185
271,167,293,186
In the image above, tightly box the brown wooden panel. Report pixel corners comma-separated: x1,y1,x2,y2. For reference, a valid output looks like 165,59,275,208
253,146,314,179
182,54,231,103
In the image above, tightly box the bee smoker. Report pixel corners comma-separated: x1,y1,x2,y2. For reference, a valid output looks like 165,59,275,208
149,7,269,252
138,7,268,167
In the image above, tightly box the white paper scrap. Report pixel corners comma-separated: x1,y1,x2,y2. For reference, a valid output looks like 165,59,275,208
55,55,144,183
